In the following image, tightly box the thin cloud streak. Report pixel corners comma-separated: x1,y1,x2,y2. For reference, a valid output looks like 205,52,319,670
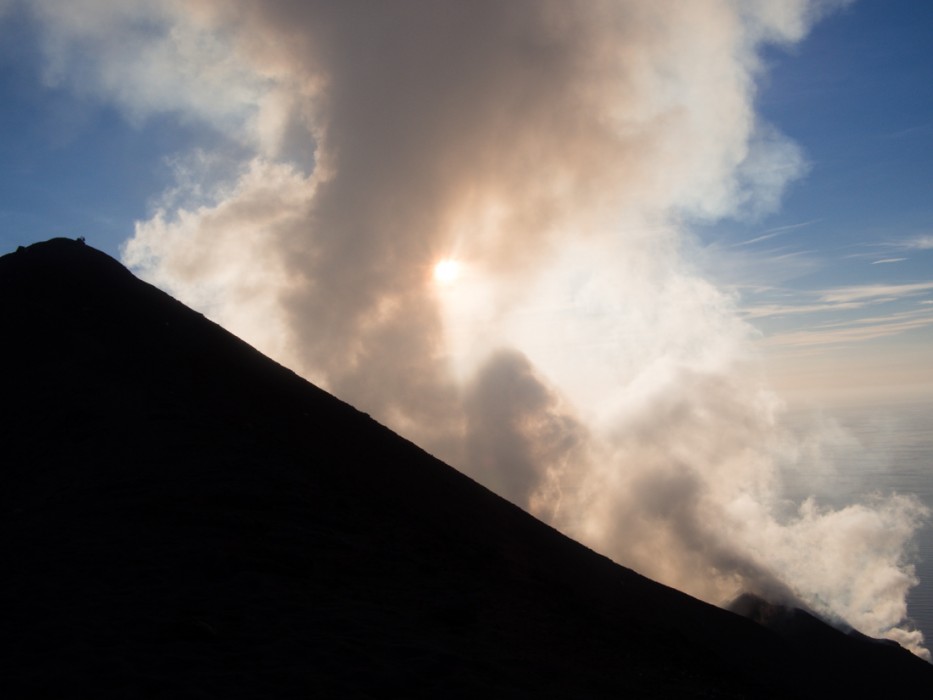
732,218,821,247
742,300,867,319
763,308,933,348
744,281,933,319
853,233,933,259
905,235,933,250
820,281,933,304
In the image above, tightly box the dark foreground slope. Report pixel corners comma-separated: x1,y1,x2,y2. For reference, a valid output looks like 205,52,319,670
0,239,930,698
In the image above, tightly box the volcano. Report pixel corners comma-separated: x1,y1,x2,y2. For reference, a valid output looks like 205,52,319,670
0,238,930,697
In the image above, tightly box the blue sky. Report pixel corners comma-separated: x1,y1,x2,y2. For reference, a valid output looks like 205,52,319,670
0,10,218,249
705,0,933,400
1,0,932,404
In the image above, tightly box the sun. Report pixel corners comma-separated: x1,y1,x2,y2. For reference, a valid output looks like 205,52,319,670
433,258,461,285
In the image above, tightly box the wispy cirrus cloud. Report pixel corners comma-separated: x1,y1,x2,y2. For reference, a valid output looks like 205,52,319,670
732,219,822,248
862,234,933,259
819,281,933,304
762,307,933,348
742,281,933,320
904,235,933,250
742,300,864,319
839,234,933,265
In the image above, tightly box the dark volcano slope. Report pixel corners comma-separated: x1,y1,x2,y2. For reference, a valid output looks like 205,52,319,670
0,239,929,697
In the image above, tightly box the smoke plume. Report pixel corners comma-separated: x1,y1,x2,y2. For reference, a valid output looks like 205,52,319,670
13,0,929,656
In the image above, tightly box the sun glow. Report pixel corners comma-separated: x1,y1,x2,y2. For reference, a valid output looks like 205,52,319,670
433,258,461,285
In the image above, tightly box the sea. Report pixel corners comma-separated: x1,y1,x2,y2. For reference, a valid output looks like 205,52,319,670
782,397,933,652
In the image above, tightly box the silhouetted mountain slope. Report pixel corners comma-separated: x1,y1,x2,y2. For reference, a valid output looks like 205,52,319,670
0,238,930,697
729,592,917,675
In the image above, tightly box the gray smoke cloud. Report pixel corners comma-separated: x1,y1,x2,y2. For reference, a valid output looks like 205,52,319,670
12,0,929,656
464,349,586,517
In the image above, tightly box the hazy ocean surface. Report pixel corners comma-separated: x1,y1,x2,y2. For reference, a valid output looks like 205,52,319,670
783,397,933,652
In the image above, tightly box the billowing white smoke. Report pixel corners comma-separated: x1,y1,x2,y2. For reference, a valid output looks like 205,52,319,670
13,0,929,656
